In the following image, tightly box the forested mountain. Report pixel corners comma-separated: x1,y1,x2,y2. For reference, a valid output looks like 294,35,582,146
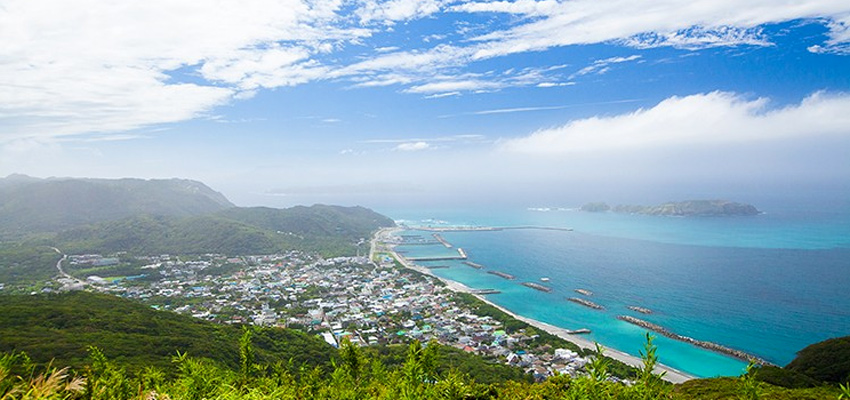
53,205,394,256
0,175,233,236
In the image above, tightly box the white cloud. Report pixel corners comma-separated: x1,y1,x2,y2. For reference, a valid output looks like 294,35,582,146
498,91,850,154
0,0,365,141
570,55,641,79
461,1,850,59
355,0,446,24
2,0,849,144
395,141,432,151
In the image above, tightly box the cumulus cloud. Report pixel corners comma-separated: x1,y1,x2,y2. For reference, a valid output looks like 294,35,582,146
2,0,849,143
0,0,364,141
395,141,432,151
498,91,850,154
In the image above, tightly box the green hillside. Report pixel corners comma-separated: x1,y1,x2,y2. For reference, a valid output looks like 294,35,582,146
0,291,335,373
0,292,531,385
53,205,394,256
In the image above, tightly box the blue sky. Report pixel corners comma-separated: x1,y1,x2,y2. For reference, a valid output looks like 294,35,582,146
1,0,849,209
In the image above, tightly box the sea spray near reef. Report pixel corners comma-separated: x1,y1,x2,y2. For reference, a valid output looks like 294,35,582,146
390,206,850,378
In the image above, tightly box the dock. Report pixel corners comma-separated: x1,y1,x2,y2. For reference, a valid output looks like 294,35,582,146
432,233,452,248
567,297,605,310
521,282,552,292
462,261,484,269
487,270,516,280
406,248,467,262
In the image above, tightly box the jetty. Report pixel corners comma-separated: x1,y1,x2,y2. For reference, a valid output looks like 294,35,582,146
406,248,467,262
462,261,484,269
575,289,593,296
487,270,516,280
627,306,653,314
471,289,501,294
412,225,573,232
617,315,772,365
567,297,605,310
432,233,452,248
521,282,552,292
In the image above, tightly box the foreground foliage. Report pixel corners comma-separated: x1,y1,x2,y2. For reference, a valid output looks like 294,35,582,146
2,332,845,400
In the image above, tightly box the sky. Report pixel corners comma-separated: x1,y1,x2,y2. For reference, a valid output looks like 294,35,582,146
1,0,850,210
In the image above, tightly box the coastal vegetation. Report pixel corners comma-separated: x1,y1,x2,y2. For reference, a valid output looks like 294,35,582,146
0,292,847,399
1,329,846,400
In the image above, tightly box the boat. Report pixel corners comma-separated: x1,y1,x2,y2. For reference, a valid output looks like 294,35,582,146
540,277,550,282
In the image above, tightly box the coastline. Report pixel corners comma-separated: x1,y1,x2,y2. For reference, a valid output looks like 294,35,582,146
373,227,696,384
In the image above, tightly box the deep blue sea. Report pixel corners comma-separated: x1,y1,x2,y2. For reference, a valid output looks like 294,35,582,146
381,203,850,378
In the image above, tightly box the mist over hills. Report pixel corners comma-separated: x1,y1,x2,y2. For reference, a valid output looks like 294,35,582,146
0,175,394,284
0,175,234,236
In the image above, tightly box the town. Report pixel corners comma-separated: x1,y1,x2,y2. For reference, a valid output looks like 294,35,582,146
65,251,593,381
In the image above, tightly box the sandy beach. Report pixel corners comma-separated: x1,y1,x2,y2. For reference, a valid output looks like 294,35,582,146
373,227,695,384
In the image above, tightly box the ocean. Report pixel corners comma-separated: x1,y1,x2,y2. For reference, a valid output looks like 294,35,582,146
382,203,850,378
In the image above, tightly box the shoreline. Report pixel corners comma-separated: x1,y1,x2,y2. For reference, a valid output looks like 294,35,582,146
374,227,696,384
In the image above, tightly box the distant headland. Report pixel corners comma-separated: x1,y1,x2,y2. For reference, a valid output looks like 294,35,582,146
580,200,760,217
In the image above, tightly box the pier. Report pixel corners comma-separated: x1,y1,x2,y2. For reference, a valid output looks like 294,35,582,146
432,233,453,248
487,270,516,280
574,289,593,296
471,289,501,294
406,248,467,262
521,282,553,292
567,297,605,310
462,261,484,269
617,315,772,365
411,225,573,232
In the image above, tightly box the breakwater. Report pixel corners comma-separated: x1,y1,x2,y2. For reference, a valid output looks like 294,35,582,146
617,315,772,365
567,297,605,310
628,306,653,314
425,265,450,269
407,247,467,261
471,289,501,294
487,270,516,280
521,282,552,292
433,233,453,248
462,261,484,269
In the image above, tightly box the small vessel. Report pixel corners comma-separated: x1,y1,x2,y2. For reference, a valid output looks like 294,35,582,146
540,277,550,282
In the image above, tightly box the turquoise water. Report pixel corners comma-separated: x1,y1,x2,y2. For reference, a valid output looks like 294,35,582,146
386,205,850,378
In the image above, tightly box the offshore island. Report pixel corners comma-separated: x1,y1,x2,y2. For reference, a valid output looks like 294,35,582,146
580,199,760,217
